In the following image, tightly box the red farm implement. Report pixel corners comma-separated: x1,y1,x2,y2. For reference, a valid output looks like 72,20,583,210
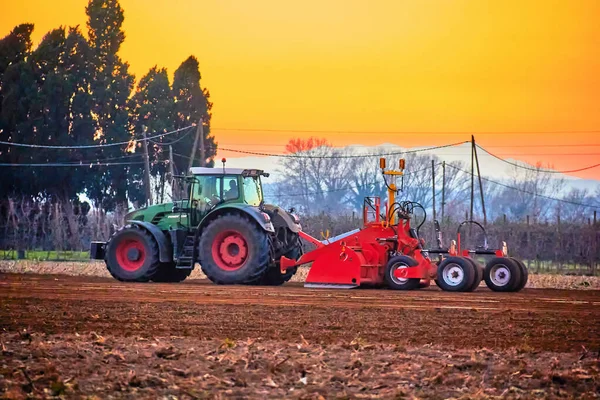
280,158,528,292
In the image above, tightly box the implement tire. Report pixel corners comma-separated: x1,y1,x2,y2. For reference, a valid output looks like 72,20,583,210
105,224,160,282
464,258,484,292
435,256,476,292
198,214,270,284
484,257,522,292
510,257,528,292
384,255,421,290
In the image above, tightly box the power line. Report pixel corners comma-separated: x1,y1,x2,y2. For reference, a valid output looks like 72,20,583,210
269,165,434,198
214,142,600,149
476,144,600,174
0,125,194,150
212,141,468,159
0,153,152,167
0,161,149,167
212,127,600,135
446,164,599,209
149,128,194,146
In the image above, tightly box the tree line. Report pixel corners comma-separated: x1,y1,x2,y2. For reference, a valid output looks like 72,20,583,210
0,0,215,214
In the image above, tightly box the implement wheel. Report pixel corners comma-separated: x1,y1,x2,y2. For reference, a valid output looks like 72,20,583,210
105,224,160,282
384,255,421,290
464,258,484,292
510,257,528,291
483,257,522,292
435,256,476,292
198,214,270,284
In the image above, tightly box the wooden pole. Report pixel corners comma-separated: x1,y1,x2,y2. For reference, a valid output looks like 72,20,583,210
432,160,437,242
169,145,177,200
142,127,152,206
441,161,446,221
472,136,487,225
188,117,204,171
470,136,474,222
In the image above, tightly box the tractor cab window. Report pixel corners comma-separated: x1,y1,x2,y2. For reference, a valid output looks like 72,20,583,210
191,175,239,211
223,177,239,200
242,176,263,206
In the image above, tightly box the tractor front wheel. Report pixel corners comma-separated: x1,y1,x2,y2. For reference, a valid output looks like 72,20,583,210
198,214,270,284
105,225,160,282
384,255,421,290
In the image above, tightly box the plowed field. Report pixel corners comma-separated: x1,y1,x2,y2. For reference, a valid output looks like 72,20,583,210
1,273,599,399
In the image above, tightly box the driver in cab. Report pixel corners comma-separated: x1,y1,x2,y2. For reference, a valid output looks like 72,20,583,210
224,179,239,200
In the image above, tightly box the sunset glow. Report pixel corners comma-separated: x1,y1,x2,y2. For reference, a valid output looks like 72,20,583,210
3,0,599,179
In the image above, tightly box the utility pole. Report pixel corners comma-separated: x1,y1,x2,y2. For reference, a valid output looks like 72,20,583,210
441,161,446,221
169,145,177,200
188,117,204,171
142,127,152,206
470,136,474,222
432,160,437,242
472,136,487,225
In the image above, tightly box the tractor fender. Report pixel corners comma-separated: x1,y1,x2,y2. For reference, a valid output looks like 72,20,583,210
198,205,275,234
262,204,301,233
128,220,173,263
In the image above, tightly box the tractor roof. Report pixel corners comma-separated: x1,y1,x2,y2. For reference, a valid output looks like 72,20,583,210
190,167,245,175
189,167,269,177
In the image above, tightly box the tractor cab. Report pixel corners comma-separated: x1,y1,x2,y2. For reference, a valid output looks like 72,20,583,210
183,167,269,226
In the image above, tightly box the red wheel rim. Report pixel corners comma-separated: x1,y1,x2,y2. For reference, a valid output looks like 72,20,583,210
115,237,146,272
211,230,249,271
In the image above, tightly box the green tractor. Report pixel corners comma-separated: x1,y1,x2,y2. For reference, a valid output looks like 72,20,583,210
90,166,303,285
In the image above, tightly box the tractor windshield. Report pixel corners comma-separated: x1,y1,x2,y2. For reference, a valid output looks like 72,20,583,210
243,176,263,206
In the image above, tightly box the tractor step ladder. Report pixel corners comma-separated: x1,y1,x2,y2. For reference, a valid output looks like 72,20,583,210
176,235,196,269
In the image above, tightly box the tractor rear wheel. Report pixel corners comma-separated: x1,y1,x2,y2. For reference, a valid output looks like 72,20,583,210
483,257,522,292
258,239,302,286
435,256,476,292
384,255,421,290
198,214,270,284
105,224,160,282
510,257,528,291
151,262,192,283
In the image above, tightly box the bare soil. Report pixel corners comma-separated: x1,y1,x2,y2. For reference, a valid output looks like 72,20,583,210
2,260,600,289
1,273,599,399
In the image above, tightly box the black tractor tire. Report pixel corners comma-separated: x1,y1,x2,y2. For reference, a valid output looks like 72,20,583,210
258,239,302,286
384,255,421,290
463,257,484,292
151,262,192,283
105,224,160,282
483,257,523,292
510,257,529,292
198,214,270,284
435,256,476,292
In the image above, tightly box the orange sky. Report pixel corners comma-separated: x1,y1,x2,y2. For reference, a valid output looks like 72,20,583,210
2,0,600,179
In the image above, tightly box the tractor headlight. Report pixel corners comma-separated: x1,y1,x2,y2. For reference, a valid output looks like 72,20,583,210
290,213,300,224
261,212,271,222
